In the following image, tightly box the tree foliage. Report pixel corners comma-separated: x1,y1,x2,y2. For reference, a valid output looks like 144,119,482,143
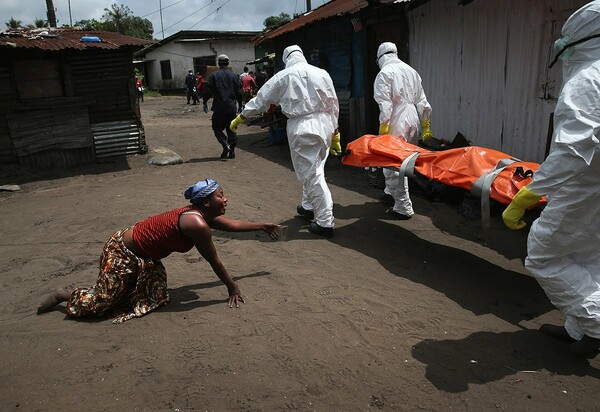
33,18,48,28
122,16,153,40
6,17,48,29
74,18,105,31
5,17,23,29
5,3,152,39
75,3,153,40
263,12,291,30
102,4,153,39
102,4,130,33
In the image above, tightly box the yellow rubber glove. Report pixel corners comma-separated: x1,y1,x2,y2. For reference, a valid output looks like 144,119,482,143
421,119,433,142
502,186,541,230
229,114,246,133
330,132,342,156
379,124,390,135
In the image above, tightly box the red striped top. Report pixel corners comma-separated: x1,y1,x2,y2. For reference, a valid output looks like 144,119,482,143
132,205,203,260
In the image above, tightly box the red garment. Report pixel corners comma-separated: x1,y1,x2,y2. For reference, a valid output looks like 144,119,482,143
196,74,203,89
241,75,256,92
132,205,203,260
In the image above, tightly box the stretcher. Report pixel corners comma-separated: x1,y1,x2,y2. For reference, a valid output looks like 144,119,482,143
342,134,544,227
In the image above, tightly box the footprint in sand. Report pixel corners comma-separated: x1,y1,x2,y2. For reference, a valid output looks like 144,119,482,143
316,286,333,296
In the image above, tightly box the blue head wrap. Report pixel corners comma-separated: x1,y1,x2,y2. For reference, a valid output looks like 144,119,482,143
184,178,220,204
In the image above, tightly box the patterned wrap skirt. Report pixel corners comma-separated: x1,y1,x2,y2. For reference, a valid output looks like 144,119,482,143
65,228,170,324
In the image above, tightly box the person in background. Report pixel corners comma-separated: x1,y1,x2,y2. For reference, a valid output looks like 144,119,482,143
185,69,198,105
502,1,600,356
265,66,275,81
37,178,280,323
202,54,243,159
135,75,144,103
195,71,204,96
241,71,257,110
373,41,433,220
229,45,341,238
255,67,267,90
239,66,249,81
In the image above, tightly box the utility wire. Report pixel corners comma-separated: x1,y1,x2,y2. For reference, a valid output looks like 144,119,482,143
160,0,219,34
186,0,232,30
140,0,186,18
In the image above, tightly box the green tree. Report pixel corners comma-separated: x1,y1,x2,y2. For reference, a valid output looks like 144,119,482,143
74,4,152,39
124,16,153,40
102,4,130,33
74,18,108,31
100,3,153,39
33,18,48,28
5,17,23,29
263,12,291,30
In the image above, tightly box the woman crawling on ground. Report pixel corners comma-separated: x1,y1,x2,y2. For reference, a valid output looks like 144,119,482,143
37,178,280,323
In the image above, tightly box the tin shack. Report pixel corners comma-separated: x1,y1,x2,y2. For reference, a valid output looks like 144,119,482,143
0,28,154,168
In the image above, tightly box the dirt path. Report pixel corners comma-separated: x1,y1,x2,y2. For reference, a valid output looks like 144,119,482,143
1,96,598,411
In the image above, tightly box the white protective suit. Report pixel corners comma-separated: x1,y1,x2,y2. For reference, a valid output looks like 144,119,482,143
242,45,339,228
525,1,600,340
374,42,432,216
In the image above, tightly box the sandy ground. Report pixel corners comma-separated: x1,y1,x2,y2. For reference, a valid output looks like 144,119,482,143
1,95,599,411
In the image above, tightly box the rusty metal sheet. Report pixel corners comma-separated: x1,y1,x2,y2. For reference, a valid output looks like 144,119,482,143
254,0,370,45
0,29,153,51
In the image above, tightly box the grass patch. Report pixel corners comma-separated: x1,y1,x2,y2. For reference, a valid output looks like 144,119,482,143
143,89,162,97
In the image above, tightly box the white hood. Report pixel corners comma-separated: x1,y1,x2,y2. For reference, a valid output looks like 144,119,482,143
560,0,600,77
376,42,400,69
283,45,307,68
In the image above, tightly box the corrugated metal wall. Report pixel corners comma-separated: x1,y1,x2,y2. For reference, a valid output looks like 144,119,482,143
18,148,95,169
92,120,143,158
407,0,587,163
0,47,144,168
264,16,355,138
6,106,93,154
67,48,144,160
363,4,410,139
5,104,95,168
0,64,17,163
68,49,138,124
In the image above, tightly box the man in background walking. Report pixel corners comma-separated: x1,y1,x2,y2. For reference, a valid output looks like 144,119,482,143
203,55,242,159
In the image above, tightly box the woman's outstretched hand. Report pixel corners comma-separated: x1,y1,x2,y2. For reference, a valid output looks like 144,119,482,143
262,223,281,240
228,285,245,308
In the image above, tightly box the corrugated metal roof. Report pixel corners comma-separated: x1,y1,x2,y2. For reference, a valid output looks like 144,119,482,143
253,0,370,45
0,28,153,51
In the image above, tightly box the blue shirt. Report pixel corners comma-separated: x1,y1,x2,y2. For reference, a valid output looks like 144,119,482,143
203,68,242,113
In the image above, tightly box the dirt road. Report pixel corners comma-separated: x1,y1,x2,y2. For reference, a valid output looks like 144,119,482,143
1,96,598,411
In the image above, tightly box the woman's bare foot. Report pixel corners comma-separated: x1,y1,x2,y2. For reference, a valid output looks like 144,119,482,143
37,288,70,314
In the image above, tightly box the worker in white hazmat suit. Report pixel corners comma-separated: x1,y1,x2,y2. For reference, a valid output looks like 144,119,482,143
229,45,341,238
374,42,433,219
502,1,600,356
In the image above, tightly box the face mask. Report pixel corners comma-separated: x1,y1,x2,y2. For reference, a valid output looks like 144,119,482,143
553,36,575,61
548,33,600,68
375,51,396,65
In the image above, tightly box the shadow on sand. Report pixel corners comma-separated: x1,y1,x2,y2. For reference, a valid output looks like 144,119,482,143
235,129,533,261
412,329,600,392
